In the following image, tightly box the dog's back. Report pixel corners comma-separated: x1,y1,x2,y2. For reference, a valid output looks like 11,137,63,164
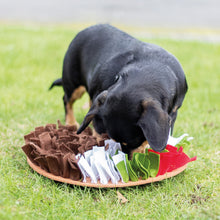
65,24,186,100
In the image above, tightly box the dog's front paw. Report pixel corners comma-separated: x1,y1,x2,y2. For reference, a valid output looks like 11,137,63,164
65,120,80,129
130,141,149,160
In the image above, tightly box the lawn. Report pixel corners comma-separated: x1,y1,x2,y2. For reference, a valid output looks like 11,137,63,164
0,24,219,220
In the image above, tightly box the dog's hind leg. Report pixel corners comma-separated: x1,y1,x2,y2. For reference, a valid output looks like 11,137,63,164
63,86,86,127
61,39,87,127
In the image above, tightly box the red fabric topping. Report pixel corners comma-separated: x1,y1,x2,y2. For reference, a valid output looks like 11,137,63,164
148,145,197,176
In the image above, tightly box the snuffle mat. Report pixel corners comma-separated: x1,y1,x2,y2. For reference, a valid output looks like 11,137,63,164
22,121,196,188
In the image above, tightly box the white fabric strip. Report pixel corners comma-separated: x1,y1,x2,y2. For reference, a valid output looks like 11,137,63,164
93,149,118,184
89,155,99,179
104,139,121,156
77,155,97,183
106,152,120,182
167,133,193,146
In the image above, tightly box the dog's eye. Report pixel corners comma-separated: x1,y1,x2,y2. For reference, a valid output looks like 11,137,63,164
115,75,121,82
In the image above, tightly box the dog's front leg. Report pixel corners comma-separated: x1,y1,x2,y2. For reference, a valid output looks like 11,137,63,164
129,141,150,160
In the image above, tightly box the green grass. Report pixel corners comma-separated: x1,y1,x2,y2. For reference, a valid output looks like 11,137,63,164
0,24,219,220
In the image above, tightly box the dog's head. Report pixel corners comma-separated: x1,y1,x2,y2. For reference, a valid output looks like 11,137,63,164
77,71,171,154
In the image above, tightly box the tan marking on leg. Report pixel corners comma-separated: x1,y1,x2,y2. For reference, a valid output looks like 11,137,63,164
89,99,92,108
130,140,149,160
69,86,86,103
173,105,178,113
92,128,102,142
65,86,86,127
65,102,79,127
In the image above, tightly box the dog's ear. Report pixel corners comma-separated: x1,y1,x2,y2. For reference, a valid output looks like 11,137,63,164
137,100,171,152
77,90,108,134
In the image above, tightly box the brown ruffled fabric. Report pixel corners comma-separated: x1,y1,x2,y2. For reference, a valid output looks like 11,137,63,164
22,121,108,181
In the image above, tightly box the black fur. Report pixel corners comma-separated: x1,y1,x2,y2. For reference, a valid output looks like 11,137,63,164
50,24,188,155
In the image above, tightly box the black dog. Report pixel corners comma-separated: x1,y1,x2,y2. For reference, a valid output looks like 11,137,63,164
50,24,188,157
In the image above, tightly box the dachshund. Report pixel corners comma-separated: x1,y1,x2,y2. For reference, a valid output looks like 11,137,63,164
50,24,188,158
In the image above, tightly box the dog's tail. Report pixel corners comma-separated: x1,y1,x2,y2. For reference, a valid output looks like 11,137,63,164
49,78,63,90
